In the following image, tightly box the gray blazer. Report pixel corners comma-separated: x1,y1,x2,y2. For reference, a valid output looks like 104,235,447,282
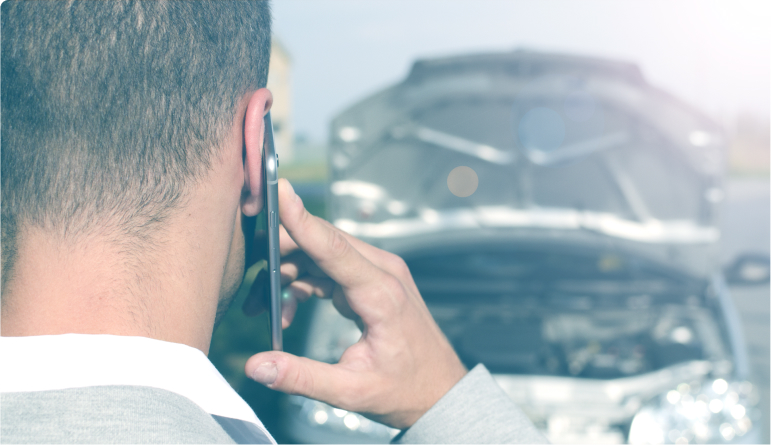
1,386,244,444
1,365,546,444
394,364,548,444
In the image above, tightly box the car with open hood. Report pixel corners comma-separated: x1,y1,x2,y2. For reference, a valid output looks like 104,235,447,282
279,50,761,444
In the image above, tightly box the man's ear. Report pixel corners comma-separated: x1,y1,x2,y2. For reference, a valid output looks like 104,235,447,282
242,88,273,216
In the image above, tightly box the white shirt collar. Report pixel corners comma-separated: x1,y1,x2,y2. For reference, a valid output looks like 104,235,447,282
0,333,271,439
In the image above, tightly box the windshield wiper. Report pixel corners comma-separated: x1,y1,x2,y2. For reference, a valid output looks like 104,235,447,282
525,132,629,166
392,124,516,165
392,124,627,167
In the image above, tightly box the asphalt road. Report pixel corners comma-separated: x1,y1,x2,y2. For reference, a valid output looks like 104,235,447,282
721,177,770,443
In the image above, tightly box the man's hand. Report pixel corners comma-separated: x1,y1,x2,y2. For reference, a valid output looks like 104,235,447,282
242,179,467,429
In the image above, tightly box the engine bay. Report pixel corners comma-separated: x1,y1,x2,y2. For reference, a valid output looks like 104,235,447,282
428,296,728,379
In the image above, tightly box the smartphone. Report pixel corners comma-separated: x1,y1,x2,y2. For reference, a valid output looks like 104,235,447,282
262,112,282,351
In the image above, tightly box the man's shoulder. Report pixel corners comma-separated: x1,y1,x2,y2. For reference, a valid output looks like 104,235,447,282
1,385,236,444
1,335,275,444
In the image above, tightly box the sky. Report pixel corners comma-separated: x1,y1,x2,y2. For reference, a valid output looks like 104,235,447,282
272,0,771,141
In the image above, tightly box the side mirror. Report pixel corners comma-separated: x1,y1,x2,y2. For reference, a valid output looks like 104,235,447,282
724,253,770,285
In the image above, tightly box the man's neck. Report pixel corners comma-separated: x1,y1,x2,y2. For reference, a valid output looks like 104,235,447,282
0,208,236,355
1,101,248,355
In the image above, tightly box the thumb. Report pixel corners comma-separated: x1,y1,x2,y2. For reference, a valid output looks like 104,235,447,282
245,351,356,406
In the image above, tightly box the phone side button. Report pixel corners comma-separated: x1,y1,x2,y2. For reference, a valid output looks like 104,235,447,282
269,211,277,228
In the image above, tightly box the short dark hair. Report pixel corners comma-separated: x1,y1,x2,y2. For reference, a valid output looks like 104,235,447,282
1,1,272,288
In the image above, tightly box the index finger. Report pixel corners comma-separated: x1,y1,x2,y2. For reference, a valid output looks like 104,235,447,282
278,179,385,292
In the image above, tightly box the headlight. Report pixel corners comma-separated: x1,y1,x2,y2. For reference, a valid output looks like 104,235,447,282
285,395,399,442
628,378,759,444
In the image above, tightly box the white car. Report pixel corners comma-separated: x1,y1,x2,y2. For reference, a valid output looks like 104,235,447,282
280,50,762,444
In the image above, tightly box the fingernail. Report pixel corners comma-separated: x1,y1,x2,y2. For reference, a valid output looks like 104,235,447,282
251,362,277,385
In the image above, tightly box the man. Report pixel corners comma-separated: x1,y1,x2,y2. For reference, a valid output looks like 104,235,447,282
1,1,546,443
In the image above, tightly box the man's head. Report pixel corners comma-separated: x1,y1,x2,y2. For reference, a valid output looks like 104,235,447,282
2,0,270,284
1,0,273,349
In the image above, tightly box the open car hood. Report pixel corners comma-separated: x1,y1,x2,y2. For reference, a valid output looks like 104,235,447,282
327,50,726,276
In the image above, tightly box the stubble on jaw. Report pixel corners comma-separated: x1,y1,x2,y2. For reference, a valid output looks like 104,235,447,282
213,210,249,331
